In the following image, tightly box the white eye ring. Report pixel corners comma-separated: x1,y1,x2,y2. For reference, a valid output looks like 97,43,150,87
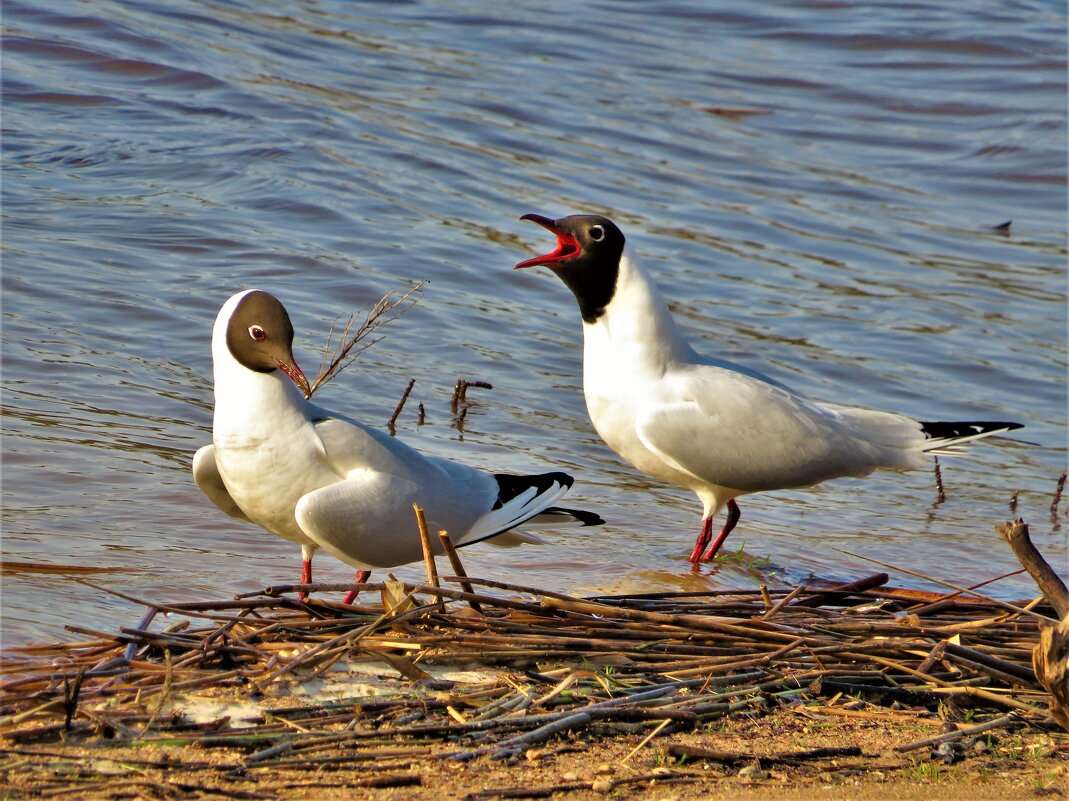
590,224,605,242
248,325,266,341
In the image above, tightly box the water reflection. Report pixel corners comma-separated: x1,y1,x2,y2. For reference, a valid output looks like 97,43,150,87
2,0,1064,647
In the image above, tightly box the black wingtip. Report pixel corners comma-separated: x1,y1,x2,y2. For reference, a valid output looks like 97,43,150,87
920,421,1024,440
492,471,574,509
543,506,605,526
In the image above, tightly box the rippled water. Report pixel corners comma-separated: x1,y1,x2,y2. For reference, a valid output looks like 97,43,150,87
3,0,1066,647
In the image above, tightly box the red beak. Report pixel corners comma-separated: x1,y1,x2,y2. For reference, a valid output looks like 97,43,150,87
277,358,312,398
515,214,581,269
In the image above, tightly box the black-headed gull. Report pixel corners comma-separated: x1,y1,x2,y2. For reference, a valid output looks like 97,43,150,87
193,289,602,597
516,213,1022,564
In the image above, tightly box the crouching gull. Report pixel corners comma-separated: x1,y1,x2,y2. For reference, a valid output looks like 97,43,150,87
193,289,602,599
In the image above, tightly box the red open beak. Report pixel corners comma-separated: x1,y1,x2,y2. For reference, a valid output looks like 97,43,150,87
277,358,312,398
515,214,581,269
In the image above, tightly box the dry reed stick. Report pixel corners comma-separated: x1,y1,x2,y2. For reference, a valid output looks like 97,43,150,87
1052,471,1066,518
894,712,1021,752
307,281,425,398
413,505,439,591
831,548,1058,623
437,530,482,614
620,717,672,766
413,505,443,614
386,379,415,435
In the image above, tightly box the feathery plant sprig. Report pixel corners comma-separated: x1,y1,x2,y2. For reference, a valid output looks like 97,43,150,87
306,280,426,398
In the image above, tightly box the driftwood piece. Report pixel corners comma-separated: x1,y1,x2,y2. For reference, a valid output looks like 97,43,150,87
1032,614,1069,731
995,518,1069,731
996,519,1068,618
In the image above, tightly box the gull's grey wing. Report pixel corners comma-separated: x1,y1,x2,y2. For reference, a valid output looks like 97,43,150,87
308,405,490,488
192,444,251,521
294,412,499,567
634,366,882,494
294,411,573,569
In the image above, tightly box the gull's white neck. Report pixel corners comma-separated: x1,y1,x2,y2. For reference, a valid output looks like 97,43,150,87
581,245,694,373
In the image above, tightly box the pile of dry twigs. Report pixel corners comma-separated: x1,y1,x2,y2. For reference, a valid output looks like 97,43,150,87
3,512,1066,796
1,552,1062,799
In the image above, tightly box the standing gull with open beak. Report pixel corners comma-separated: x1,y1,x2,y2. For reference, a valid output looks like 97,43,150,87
516,213,1021,565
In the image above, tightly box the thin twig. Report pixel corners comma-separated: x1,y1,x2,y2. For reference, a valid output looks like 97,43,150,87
387,379,415,435
620,717,672,766
306,281,426,398
894,713,1021,752
451,380,467,413
1052,471,1066,521
831,548,1057,623
437,530,482,614
413,505,443,612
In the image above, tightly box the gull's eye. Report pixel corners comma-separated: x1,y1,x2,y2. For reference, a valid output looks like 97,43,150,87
248,325,266,341
589,224,605,242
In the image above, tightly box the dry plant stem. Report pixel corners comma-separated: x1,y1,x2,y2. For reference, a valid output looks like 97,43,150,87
451,379,466,412
791,573,888,607
832,547,1058,623
916,641,947,675
451,379,494,411
906,568,1026,616
996,518,1069,618
540,596,810,645
124,607,159,661
760,585,805,620
255,598,425,689
1052,471,1066,517
413,504,441,595
620,717,671,765
467,771,700,801
927,685,1042,714
135,649,173,739
933,456,946,503
306,280,425,398
440,575,587,603
668,743,863,764
437,530,482,614
386,379,415,434
894,712,1021,752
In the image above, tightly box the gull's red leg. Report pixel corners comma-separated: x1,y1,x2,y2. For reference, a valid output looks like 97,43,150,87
688,517,714,564
342,570,372,605
702,499,741,561
299,556,312,601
